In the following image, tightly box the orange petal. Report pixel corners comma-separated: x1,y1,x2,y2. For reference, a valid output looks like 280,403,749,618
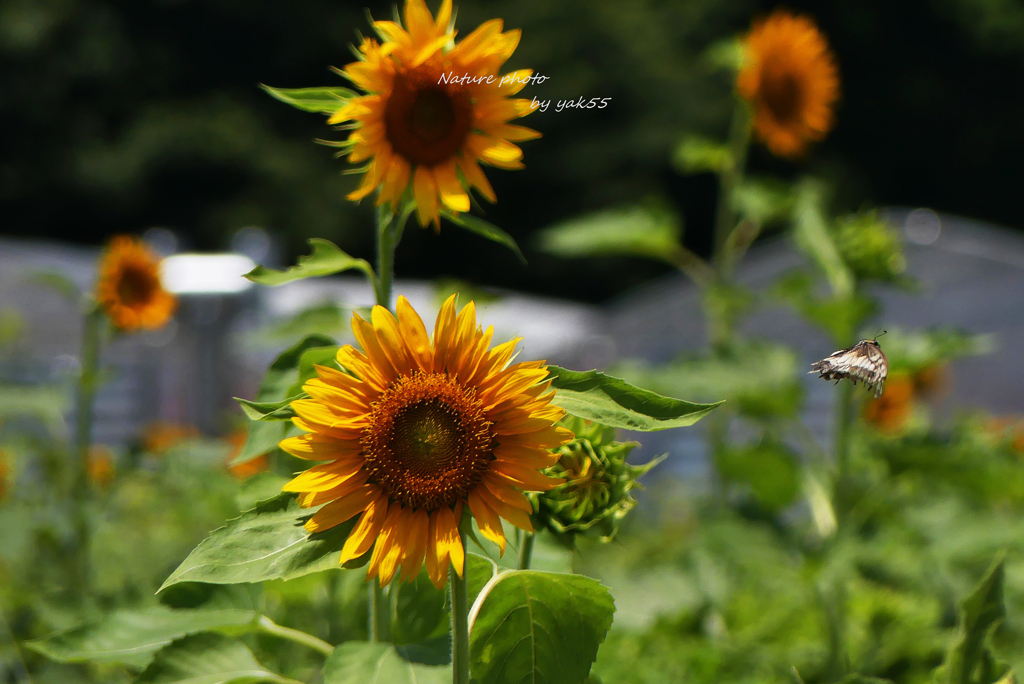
399,508,430,582
413,165,440,227
432,294,458,372
435,161,470,213
283,458,365,493
435,506,464,578
477,484,534,532
367,504,405,580
304,484,380,533
371,305,414,376
396,295,433,372
490,462,564,491
379,507,412,585
351,313,399,381
482,473,534,513
339,494,389,564
468,487,506,555
456,156,497,203
298,470,372,508
279,433,361,461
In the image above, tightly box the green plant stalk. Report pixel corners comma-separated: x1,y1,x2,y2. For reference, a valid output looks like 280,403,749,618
518,530,535,570
713,100,752,278
257,615,334,656
369,579,388,642
72,306,104,593
450,536,471,684
375,208,396,310
833,380,855,524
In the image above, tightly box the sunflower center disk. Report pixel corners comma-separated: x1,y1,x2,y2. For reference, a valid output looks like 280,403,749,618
760,62,803,125
116,266,157,307
384,68,472,167
361,372,493,510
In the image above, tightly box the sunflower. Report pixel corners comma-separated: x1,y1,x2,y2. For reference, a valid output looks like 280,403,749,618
96,236,177,331
280,294,572,588
737,10,839,158
328,0,540,228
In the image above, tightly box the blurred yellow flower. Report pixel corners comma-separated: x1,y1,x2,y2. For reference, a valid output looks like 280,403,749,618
280,294,571,588
96,236,177,331
225,430,269,479
329,0,539,228
737,10,839,158
0,449,11,499
863,373,914,434
87,446,116,487
142,421,199,454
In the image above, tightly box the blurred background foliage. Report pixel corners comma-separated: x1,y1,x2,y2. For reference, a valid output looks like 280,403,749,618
5,0,1024,301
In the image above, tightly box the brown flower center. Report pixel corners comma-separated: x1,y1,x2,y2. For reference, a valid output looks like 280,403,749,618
760,59,803,125
116,265,158,308
361,372,493,510
384,66,473,167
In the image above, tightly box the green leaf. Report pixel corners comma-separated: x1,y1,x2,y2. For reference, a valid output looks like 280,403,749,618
442,212,526,264
469,570,615,684
322,642,450,684
535,206,682,265
231,334,335,466
235,395,304,422
466,553,499,608
673,137,732,175
136,632,287,684
245,238,375,286
233,421,294,467
236,472,292,511
392,571,449,647
285,345,341,397
24,270,82,303
716,442,801,511
159,494,360,590
943,554,1007,684
260,84,357,114
26,607,257,668
546,366,721,431
792,181,853,298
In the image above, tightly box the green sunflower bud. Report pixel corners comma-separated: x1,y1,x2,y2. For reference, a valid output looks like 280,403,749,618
833,210,907,282
531,416,664,546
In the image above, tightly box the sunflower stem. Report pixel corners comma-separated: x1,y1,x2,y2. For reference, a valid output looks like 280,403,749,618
517,531,535,570
712,100,752,280
375,207,396,309
72,305,104,594
256,615,334,656
450,544,471,684
369,578,389,642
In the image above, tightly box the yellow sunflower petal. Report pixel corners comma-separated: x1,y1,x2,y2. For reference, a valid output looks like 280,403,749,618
283,458,364,493
399,508,430,582
304,484,380,533
396,295,433,372
468,487,506,554
339,494,389,564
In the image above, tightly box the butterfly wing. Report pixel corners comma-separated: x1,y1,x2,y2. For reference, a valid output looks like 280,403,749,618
809,341,888,398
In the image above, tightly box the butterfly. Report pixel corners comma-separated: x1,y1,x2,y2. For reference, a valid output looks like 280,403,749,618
809,334,888,398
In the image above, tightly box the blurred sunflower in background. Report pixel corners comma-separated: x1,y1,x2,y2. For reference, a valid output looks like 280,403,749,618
737,9,839,158
280,294,571,588
329,0,539,227
95,236,177,331
87,446,116,488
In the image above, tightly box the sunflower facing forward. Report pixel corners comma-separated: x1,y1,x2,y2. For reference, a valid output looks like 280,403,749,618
328,0,539,228
95,236,177,331
737,10,839,158
280,295,572,588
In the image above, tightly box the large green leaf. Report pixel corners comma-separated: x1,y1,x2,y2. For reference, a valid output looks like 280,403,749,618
245,238,375,286
26,607,257,668
546,366,721,431
136,633,289,684
535,206,681,264
673,137,732,175
322,642,449,684
260,84,357,114
469,570,615,684
159,494,359,590
442,211,526,264
943,555,1008,684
